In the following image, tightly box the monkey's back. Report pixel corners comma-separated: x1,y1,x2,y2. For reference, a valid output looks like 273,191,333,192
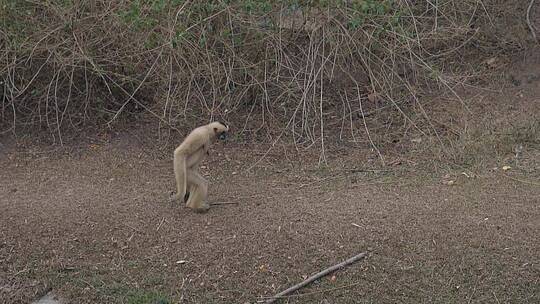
176,125,210,155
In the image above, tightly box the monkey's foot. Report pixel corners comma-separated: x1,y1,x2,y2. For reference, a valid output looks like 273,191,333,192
169,191,191,203
187,202,210,213
193,206,210,213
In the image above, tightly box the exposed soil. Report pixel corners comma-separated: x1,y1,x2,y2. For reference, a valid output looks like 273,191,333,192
1,136,539,304
1,51,540,304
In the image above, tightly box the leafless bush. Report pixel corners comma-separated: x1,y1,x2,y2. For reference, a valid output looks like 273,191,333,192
0,0,531,148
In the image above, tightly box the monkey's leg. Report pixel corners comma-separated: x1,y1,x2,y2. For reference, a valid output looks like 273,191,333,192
169,189,189,203
183,191,191,203
185,170,209,213
172,149,188,202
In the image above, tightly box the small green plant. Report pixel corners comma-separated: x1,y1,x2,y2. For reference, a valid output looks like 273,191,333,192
346,0,397,30
151,0,166,13
242,0,272,14
125,290,171,304
55,0,73,8
118,0,161,30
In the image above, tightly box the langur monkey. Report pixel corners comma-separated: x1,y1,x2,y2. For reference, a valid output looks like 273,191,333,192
171,121,229,213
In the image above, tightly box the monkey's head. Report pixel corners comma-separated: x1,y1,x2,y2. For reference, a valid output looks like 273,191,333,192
209,121,229,141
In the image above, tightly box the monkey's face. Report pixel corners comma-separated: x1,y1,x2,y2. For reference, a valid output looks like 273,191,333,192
211,121,229,141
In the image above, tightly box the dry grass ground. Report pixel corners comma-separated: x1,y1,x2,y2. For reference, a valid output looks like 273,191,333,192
0,139,539,304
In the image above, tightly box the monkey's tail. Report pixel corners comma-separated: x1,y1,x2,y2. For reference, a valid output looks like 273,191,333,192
173,150,187,199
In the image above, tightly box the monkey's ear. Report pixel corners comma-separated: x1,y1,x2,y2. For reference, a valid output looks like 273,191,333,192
217,121,228,129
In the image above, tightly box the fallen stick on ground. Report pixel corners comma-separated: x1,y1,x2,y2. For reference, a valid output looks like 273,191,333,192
501,173,540,186
210,201,239,206
122,223,143,234
264,252,368,304
527,0,537,41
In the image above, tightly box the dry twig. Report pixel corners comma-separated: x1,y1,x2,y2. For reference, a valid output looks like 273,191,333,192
263,252,367,303
501,173,540,186
210,201,239,206
527,0,538,41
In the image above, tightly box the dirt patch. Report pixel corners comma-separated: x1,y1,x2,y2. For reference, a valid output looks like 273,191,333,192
1,135,539,303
